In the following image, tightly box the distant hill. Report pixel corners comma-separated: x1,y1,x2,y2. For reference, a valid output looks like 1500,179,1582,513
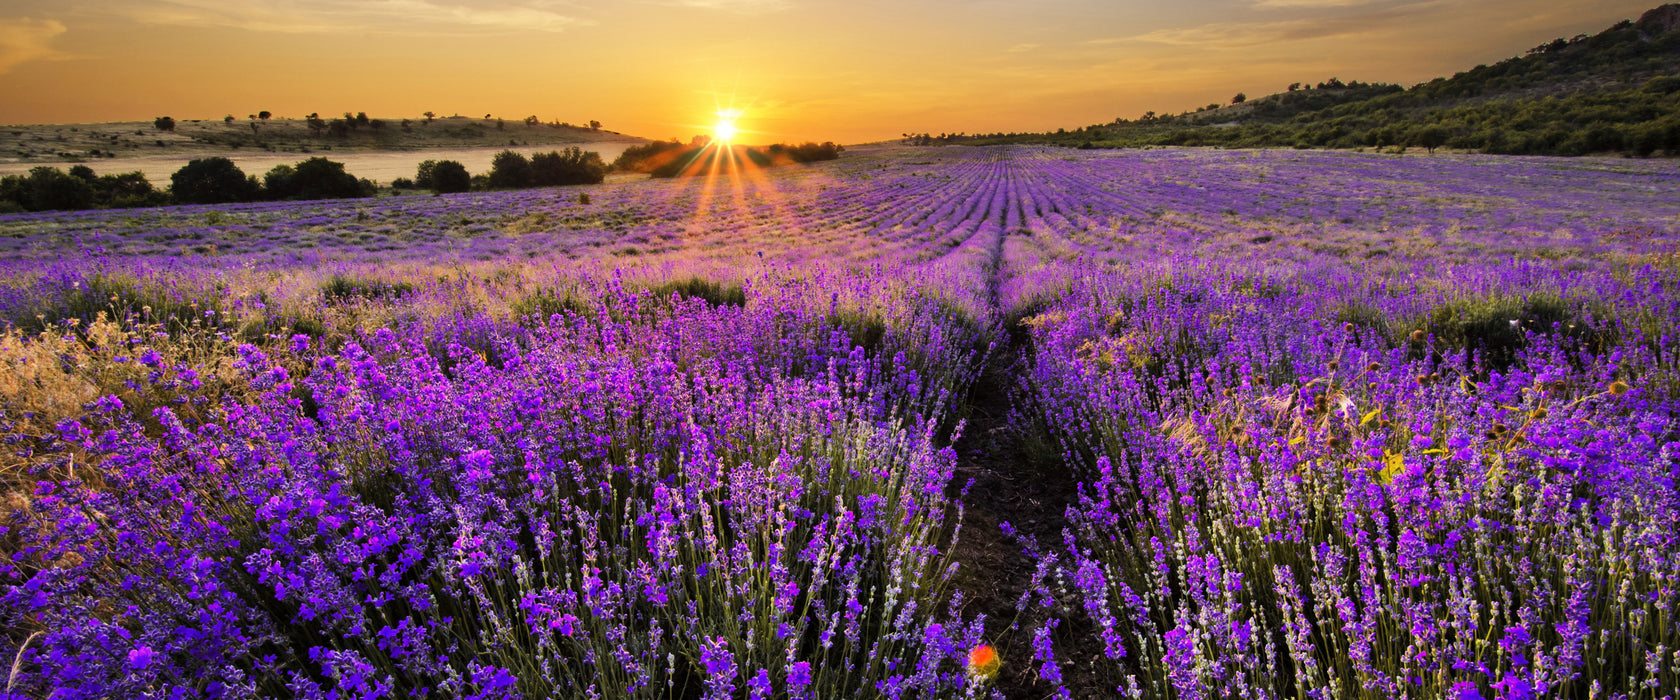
0,115,640,165
957,4,1680,156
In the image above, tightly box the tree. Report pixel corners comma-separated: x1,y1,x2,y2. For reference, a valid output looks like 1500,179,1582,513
258,111,272,120
530,147,607,186
415,160,439,189
783,142,844,162
1411,125,1449,154
429,160,470,193
94,171,160,207
267,157,367,200
354,112,370,127
262,164,297,198
524,115,540,127
423,111,435,124
154,116,176,132
171,157,257,204
589,120,601,131
489,150,533,188
1232,93,1247,104
14,167,95,211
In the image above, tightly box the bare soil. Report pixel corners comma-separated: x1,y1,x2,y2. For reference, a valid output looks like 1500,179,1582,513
947,350,1113,699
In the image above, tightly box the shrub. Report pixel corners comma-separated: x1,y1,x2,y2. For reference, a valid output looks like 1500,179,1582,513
171,157,258,204
153,116,175,132
610,140,687,172
1,167,96,211
94,172,162,208
415,159,438,189
429,160,471,193
782,141,844,163
265,157,367,201
488,150,533,189
645,277,747,307
320,275,416,303
530,147,607,186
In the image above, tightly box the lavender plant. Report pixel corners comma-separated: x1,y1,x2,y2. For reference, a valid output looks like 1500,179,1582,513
2,144,1676,699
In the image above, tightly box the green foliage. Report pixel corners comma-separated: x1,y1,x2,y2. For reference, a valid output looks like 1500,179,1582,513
9,167,94,211
171,157,258,205
415,160,438,190
529,147,607,186
488,150,533,189
644,277,747,307
429,160,471,194
0,166,165,212
264,157,369,201
775,141,845,163
509,288,594,323
973,15,1680,157
320,275,416,303
610,140,687,172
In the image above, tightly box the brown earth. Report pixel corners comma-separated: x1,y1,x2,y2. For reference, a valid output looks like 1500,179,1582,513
947,349,1116,699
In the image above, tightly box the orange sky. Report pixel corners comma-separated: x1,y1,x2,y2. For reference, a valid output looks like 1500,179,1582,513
0,0,1663,144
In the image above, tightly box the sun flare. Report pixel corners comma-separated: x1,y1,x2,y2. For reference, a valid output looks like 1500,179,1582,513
712,118,738,143
711,108,743,143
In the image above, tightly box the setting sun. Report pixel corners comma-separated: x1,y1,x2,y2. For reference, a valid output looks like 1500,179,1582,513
712,118,738,143
712,108,742,143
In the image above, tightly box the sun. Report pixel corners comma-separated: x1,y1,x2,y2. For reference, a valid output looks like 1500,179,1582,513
713,118,738,143
712,109,742,143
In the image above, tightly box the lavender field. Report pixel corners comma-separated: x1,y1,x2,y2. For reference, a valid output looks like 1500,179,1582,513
2,145,1678,699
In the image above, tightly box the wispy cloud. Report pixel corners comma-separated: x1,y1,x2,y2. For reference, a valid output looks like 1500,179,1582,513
122,0,589,35
1132,2,1436,48
651,0,791,14
1007,43,1038,53
1252,0,1382,8
0,17,68,73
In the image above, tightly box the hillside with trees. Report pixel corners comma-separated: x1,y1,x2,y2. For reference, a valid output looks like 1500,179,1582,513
0,114,637,165
958,4,1680,156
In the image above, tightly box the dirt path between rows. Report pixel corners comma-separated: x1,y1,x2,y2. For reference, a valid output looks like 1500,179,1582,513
945,346,1111,699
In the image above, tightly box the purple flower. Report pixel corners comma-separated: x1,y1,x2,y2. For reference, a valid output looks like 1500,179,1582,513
127,646,156,669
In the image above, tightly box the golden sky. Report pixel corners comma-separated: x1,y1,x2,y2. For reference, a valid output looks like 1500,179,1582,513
0,0,1662,143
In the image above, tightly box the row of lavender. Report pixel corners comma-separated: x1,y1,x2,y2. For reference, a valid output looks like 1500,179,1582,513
5,148,1676,274
1014,256,1679,697
0,265,1001,698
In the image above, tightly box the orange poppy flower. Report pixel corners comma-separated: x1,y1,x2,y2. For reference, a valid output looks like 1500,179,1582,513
967,644,1000,679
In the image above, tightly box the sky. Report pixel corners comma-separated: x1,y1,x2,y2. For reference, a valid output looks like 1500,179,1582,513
0,0,1664,143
